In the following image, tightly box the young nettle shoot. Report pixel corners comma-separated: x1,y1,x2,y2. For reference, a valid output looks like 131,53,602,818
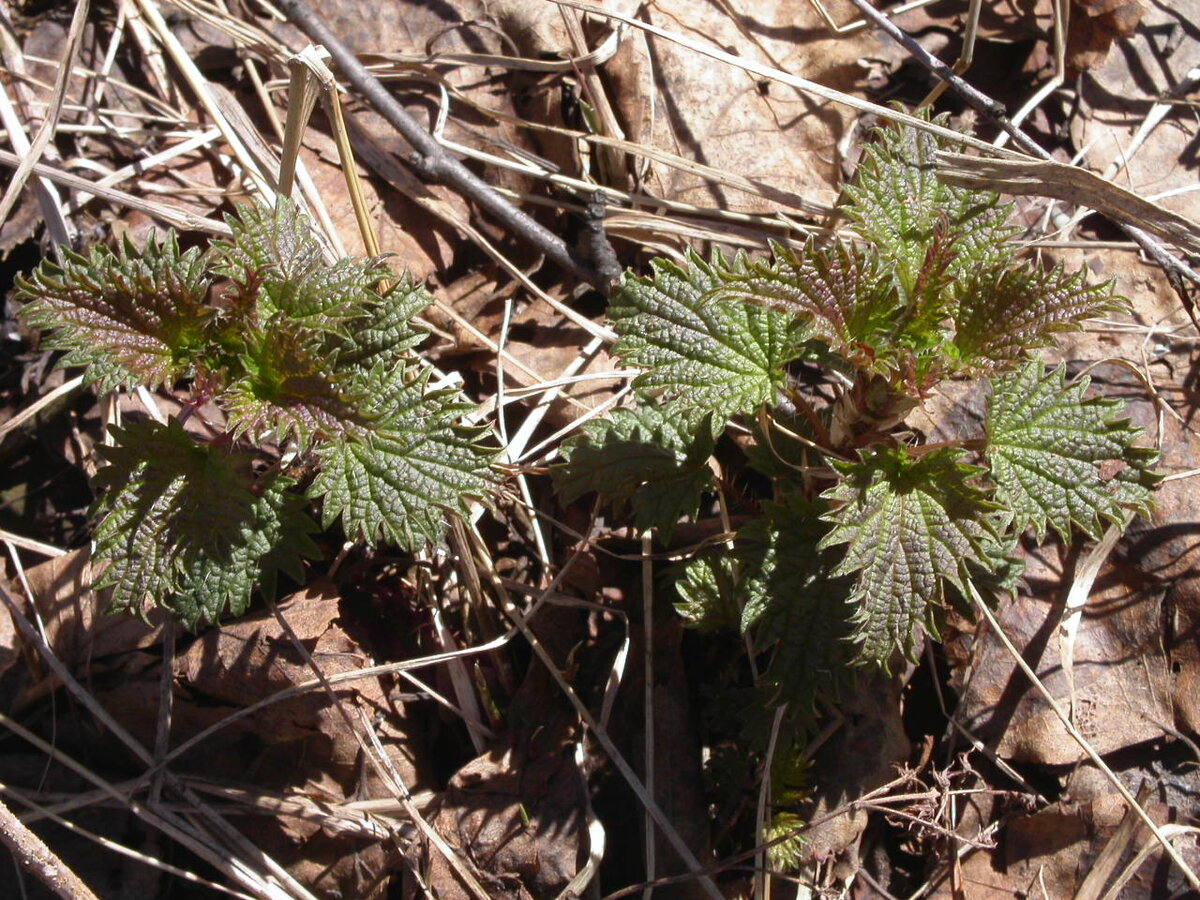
555,116,1155,708
17,199,495,628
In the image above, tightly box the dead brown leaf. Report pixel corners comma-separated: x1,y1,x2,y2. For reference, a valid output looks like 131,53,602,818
1070,0,1200,223
164,584,427,897
1068,0,1146,72
636,0,863,216
2,549,165,686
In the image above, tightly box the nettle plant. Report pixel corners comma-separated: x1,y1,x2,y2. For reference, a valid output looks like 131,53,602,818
554,118,1157,823
17,199,494,628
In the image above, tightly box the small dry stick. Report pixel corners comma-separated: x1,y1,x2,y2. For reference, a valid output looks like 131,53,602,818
275,0,619,289
0,794,99,900
935,154,1200,258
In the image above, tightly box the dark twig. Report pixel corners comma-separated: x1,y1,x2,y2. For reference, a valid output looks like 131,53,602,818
844,0,1200,311
276,0,619,290
843,0,1032,152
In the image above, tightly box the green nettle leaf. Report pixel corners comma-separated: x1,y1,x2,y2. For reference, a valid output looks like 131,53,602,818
329,275,432,369
675,555,743,633
892,217,958,352
985,359,1157,540
553,400,714,540
16,195,497,627
310,370,494,549
953,266,1123,371
705,239,894,370
677,496,855,723
842,116,1016,294
16,234,213,391
264,254,393,325
820,446,1000,663
222,323,367,449
737,497,856,713
91,419,316,625
211,198,389,326
171,475,320,628
609,250,804,430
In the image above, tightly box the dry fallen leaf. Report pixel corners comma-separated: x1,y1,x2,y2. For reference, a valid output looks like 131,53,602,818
1069,0,1200,224
3,549,165,683
1067,0,1146,72
169,584,425,897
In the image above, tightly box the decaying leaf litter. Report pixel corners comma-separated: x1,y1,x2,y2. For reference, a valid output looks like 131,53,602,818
0,0,1198,897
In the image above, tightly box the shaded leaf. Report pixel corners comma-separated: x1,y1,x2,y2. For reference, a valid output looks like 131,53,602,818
675,554,742,633
171,475,320,628
553,399,714,540
739,496,856,715
90,419,317,626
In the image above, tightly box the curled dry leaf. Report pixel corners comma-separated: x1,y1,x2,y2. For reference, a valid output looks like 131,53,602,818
1067,0,1146,72
170,584,427,897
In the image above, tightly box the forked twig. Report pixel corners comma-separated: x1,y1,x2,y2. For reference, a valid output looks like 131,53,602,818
275,0,618,289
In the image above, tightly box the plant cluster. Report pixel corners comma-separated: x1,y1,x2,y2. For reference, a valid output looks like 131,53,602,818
553,118,1157,842
16,200,495,627
13,115,1157,868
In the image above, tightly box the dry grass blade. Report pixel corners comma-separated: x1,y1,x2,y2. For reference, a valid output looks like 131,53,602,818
498,593,724,900
277,47,329,198
277,0,615,286
640,531,656,899
0,375,86,442
0,583,316,900
0,146,232,232
1,531,67,558
0,77,74,247
131,0,276,197
2,787,262,899
1074,780,1154,900
0,0,89,231
0,709,303,900
935,152,1200,256
1098,825,1200,900
261,590,498,900
1059,517,1129,723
